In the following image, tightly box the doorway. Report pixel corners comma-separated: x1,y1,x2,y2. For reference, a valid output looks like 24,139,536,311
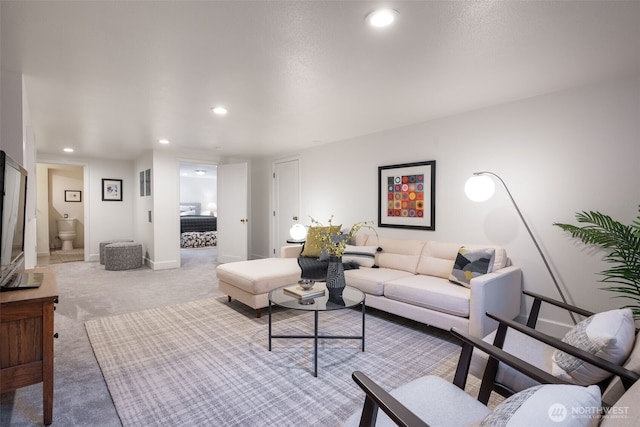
178,162,218,265
36,163,86,266
272,158,300,256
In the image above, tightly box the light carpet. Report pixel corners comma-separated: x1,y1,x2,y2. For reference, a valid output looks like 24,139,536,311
86,297,488,426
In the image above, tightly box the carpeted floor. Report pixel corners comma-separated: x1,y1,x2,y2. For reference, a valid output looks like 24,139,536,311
86,297,469,427
1,247,500,426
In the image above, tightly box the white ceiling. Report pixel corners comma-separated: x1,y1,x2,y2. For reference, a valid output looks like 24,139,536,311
2,1,639,161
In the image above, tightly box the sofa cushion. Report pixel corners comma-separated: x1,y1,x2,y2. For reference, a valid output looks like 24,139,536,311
375,237,425,273
449,247,496,288
343,245,379,267
300,225,341,258
345,267,414,296
552,308,636,385
416,241,460,278
216,258,301,295
384,275,471,317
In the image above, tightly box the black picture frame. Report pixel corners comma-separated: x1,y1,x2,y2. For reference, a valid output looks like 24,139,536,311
378,161,436,230
64,190,82,202
139,171,145,197
102,178,123,201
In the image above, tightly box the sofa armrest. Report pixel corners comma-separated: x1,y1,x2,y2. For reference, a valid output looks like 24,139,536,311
280,245,303,258
468,266,522,338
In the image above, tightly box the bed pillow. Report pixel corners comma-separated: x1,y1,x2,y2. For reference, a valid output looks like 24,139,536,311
552,308,635,385
300,225,341,258
480,384,601,426
448,247,495,288
342,245,380,267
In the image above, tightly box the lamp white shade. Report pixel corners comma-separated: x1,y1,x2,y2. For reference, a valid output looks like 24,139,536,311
289,224,307,241
465,175,496,202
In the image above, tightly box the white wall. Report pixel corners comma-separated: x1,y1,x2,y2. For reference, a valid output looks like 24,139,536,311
257,74,640,330
179,175,217,214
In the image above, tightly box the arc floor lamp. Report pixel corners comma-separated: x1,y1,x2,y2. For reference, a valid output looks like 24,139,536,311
465,171,577,325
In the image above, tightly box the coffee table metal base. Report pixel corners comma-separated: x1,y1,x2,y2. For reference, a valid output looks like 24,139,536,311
268,301,365,377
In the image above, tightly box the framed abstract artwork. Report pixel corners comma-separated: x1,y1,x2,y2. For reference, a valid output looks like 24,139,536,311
378,161,436,230
102,178,123,201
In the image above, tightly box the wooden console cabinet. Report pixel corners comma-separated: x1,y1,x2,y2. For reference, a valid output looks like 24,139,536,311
0,269,57,425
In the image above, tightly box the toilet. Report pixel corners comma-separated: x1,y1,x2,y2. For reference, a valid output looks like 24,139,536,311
57,218,77,251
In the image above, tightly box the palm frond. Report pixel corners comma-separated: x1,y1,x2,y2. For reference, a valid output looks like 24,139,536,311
555,206,640,319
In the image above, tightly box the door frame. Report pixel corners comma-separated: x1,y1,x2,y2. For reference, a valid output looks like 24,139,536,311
270,157,301,257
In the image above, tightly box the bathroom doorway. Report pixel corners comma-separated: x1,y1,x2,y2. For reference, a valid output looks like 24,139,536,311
36,163,86,266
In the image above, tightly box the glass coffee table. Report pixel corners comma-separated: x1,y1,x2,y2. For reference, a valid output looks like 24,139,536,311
268,283,365,377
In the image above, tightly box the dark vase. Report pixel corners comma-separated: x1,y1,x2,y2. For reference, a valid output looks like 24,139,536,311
326,256,346,294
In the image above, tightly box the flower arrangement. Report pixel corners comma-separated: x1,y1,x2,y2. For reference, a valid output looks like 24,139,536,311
309,215,377,258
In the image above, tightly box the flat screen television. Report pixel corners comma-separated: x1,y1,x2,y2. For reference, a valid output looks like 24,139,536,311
0,150,29,289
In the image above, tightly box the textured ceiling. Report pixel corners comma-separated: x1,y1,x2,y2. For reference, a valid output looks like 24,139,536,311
2,1,639,160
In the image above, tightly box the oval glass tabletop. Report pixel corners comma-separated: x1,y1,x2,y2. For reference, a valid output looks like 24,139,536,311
269,283,365,311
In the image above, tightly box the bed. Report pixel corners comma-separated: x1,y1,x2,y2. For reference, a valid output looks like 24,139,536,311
179,203,218,248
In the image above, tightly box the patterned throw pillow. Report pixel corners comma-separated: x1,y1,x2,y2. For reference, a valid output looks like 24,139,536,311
448,247,495,288
552,308,635,385
300,225,341,258
480,384,601,426
342,245,380,267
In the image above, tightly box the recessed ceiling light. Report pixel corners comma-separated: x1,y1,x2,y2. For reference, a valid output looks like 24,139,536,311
159,139,170,144
195,170,206,175
366,9,399,28
211,106,228,115
214,146,223,151
63,148,74,153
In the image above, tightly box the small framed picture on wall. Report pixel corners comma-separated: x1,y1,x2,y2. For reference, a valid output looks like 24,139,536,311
65,190,82,202
102,178,123,201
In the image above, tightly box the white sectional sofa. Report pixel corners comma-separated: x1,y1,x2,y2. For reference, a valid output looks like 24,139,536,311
216,235,522,337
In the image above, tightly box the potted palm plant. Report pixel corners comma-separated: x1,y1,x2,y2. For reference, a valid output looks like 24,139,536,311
554,205,640,319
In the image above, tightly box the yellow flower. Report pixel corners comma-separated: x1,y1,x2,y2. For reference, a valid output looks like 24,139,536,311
309,215,377,258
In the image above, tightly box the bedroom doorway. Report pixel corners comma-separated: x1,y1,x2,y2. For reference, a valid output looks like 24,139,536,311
179,162,218,259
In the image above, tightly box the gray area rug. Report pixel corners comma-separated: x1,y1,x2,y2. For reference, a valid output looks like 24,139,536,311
86,297,483,426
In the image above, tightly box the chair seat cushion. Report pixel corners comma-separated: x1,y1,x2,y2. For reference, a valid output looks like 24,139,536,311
471,328,553,393
344,375,490,427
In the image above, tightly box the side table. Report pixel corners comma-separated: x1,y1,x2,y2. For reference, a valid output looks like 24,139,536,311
0,268,58,425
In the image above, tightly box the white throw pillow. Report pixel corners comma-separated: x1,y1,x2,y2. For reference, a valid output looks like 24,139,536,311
343,245,379,268
552,308,636,385
480,384,601,427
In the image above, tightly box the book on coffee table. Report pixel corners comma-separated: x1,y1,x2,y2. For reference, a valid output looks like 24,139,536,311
283,285,326,299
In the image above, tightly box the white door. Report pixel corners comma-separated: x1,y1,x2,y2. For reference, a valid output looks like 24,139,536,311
217,162,248,263
272,159,300,256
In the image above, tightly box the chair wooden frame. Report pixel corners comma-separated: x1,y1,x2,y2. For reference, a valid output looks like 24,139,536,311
352,327,569,427
478,290,639,405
